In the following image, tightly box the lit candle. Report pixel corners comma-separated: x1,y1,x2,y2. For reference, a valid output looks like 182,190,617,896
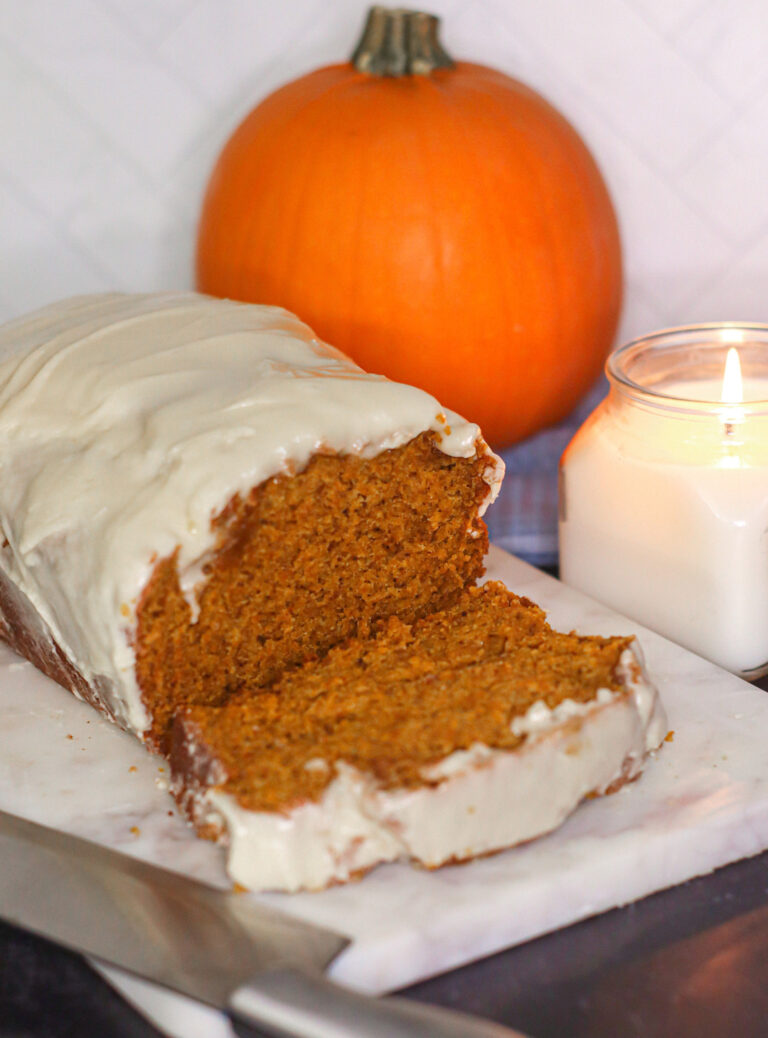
559,324,768,678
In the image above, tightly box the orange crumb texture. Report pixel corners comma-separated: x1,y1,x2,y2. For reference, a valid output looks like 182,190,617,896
172,582,632,815
135,432,490,753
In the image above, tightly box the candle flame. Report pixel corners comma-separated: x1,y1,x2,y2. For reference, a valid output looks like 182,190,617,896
720,347,743,404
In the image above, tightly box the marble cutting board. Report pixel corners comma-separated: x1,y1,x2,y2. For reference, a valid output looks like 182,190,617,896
3,543,768,1038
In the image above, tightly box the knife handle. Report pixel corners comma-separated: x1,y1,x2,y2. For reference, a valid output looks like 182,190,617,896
229,967,529,1038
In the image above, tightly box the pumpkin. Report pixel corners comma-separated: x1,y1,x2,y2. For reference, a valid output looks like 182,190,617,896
197,7,622,447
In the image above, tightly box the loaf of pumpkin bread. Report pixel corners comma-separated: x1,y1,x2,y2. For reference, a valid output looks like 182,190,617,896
0,292,502,752
0,292,666,893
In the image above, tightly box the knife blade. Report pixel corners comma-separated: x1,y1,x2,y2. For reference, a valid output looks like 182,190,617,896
0,809,529,1037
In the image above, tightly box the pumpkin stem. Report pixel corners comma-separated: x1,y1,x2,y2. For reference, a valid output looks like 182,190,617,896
351,6,455,77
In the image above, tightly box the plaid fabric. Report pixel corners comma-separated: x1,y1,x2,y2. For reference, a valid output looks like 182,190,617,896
485,378,608,567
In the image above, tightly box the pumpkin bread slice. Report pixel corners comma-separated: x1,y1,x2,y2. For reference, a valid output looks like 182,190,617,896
169,583,667,891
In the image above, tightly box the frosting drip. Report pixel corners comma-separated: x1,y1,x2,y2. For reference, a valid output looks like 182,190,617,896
0,293,503,733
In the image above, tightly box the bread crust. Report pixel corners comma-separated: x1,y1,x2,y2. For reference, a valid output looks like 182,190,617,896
0,564,123,728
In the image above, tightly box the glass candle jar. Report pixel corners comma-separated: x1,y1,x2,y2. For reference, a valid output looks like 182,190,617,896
559,324,768,679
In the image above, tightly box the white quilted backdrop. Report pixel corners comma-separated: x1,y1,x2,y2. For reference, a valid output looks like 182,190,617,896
2,0,768,340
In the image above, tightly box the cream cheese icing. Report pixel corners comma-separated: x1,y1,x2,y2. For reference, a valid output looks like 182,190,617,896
0,293,503,735
192,640,667,892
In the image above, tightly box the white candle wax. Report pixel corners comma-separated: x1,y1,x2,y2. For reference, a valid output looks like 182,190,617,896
560,334,768,678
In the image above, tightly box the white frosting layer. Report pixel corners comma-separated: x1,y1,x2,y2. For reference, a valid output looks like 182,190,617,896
203,642,667,892
0,293,503,735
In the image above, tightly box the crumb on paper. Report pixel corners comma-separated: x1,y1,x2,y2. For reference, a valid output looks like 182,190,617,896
130,826,140,836
66,734,73,740
665,730,675,742
129,765,137,773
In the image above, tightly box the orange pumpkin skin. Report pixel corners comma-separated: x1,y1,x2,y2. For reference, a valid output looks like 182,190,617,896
197,61,622,447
